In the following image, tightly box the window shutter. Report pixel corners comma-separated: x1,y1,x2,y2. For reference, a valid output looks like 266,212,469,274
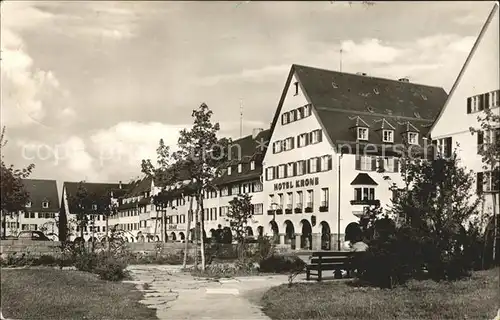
467,97,472,114
445,137,453,158
355,156,361,170
485,93,490,109
273,167,277,180
283,165,288,178
476,172,484,194
290,137,295,149
318,130,323,142
378,157,384,172
371,157,377,171
478,95,484,111
297,135,302,147
317,157,322,172
477,131,484,154
306,159,311,174
328,156,333,170
281,114,285,125
305,133,310,146
293,162,297,176
394,158,399,172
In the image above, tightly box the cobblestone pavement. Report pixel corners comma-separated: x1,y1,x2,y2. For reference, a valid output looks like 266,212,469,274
126,265,301,320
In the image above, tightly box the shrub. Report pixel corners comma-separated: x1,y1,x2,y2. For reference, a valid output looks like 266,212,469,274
94,255,130,281
74,250,98,272
32,255,58,266
259,254,306,274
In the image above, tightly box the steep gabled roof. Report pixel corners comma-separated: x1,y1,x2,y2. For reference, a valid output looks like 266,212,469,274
430,4,499,134
22,179,59,212
350,173,378,186
63,181,127,200
270,64,448,148
122,176,152,198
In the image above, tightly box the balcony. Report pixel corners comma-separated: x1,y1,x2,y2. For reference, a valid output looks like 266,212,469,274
267,210,275,215
285,209,293,214
276,209,283,215
294,207,302,214
319,206,329,212
305,203,313,213
350,199,380,206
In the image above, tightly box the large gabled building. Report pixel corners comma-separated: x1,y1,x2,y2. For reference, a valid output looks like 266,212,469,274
429,5,499,224
261,64,448,251
3,179,59,239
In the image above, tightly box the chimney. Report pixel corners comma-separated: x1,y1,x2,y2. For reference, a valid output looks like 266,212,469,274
119,181,122,189
398,77,409,82
252,128,264,139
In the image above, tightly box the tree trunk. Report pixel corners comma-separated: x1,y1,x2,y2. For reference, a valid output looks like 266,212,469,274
153,205,160,242
199,193,206,271
492,192,498,264
91,215,95,253
2,212,6,239
183,196,194,268
161,209,165,243
106,216,110,253
194,200,200,270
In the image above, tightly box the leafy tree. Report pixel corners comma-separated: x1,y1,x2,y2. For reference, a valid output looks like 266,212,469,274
68,182,93,242
391,146,481,280
226,194,253,258
1,126,35,238
470,107,500,265
174,103,231,270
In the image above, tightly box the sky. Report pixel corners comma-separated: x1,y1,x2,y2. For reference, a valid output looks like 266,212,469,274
0,0,496,191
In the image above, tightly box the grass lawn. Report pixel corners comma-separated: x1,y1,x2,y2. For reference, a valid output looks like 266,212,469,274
261,268,499,320
1,268,158,320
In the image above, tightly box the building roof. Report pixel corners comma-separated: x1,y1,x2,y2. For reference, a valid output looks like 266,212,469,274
271,64,448,148
63,181,128,202
350,173,378,186
122,177,152,198
22,179,59,212
429,4,499,134
213,129,270,185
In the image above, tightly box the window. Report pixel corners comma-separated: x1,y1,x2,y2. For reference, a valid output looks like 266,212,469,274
281,113,290,125
227,166,232,175
297,133,307,147
296,191,303,208
278,194,284,209
238,164,242,173
321,188,329,207
360,156,373,171
30,212,35,218
287,193,293,209
384,157,395,172
383,130,394,143
293,82,299,96
287,163,295,177
284,137,294,151
253,181,263,192
357,127,369,141
26,201,32,208
304,104,312,117
491,90,500,108
310,130,322,144
408,132,419,144
253,204,263,215
250,161,255,170
42,201,49,209
290,110,297,122
321,155,332,171
22,224,28,231
297,160,305,175
354,187,375,201
278,165,285,179
266,167,275,181
297,107,304,119
306,190,313,208
232,184,239,195
273,141,282,153
309,158,318,173
483,171,499,193
30,224,37,231
269,195,275,209
92,204,97,210
25,212,29,219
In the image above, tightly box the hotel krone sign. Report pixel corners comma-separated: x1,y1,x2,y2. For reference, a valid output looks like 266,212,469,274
274,176,320,191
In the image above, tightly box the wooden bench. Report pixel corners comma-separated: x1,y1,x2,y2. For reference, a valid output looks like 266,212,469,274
306,251,364,281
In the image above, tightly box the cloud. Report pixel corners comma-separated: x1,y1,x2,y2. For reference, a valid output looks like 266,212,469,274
341,38,403,63
1,2,74,128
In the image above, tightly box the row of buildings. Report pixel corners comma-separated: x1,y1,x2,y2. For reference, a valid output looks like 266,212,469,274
2,5,498,251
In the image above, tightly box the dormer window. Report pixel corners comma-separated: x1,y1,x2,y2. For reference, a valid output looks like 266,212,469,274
408,132,419,144
26,201,32,208
382,130,394,143
92,204,98,210
250,161,255,170
357,127,369,141
373,88,379,95
238,164,242,173
293,82,299,96
227,167,232,175
42,201,49,209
